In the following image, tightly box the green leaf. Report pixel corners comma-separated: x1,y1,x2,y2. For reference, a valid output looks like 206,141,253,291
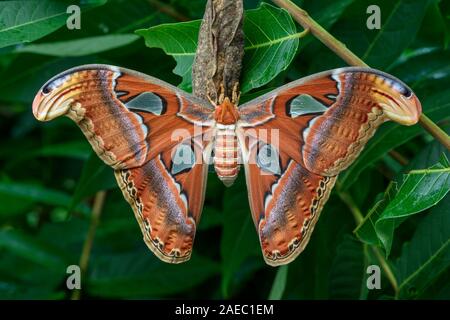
0,56,105,103
378,160,450,254
0,180,90,215
0,0,106,49
239,3,300,93
382,162,450,219
395,195,450,298
0,229,68,270
413,1,449,49
69,152,116,211
332,0,432,69
268,265,288,300
136,20,198,91
356,157,450,255
283,196,354,299
329,235,367,299
0,180,71,208
136,3,301,92
0,252,66,299
0,192,32,218
0,281,65,299
303,0,356,30
220,176,262,298
4,141,91,173
75,0,166,36
87,251,220,298
16,34,139,56
355,184,397,247
198,207,223,231
362,0,431,68
390,50,450,83
29,141,90,160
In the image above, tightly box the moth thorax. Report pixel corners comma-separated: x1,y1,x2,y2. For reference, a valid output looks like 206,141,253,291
214,97,240,125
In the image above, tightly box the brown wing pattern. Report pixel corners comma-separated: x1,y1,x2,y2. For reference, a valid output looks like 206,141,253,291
116,136,211,263
238,67,422,265
32,64,214,170
238,133,336,266
32,64,214,263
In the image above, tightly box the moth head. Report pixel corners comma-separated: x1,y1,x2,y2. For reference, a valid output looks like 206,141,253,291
372,78,422,126
33,72,78,122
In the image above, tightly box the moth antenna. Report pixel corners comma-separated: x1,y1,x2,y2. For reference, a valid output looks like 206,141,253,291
207,93,217,107
232,82,241,105
218,83,225,104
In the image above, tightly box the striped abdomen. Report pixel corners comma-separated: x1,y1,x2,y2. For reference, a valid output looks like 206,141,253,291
214,124,240,187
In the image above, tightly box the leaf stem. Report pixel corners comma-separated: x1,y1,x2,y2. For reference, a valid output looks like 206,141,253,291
407,167,450,175
271,0,450,152
70,191,107,300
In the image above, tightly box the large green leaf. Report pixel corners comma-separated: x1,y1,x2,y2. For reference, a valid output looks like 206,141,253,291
306,0,432,72
356,157,450,255
220,176,262,298
361,0,431,68
0,253,66,299
283,196,355,299
239,3,300,93
0,180,90,215
16,34,139,56
354,184,396,247
356,130,450,247
381,161,450,219
197,207,223,231
76,0,167,36
136,20,198,90
68,152,116,212
0,229,69,270
0,56,105,103
389,49,450,94
0,0,106,48
302,0,356,31
87,251,220,298
3,141,91,173
395,194,450,298
329,235,367,299
415,1,450,48
136,3,301,92
330,0,431,69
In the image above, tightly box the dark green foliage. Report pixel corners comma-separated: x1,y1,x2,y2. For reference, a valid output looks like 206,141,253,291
0,0,449,300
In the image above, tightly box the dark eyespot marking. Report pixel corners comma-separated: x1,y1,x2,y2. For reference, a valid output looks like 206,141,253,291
41,73,71,95
42,84,52,94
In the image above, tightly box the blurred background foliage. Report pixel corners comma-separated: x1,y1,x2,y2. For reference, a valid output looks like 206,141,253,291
0,0,449,300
